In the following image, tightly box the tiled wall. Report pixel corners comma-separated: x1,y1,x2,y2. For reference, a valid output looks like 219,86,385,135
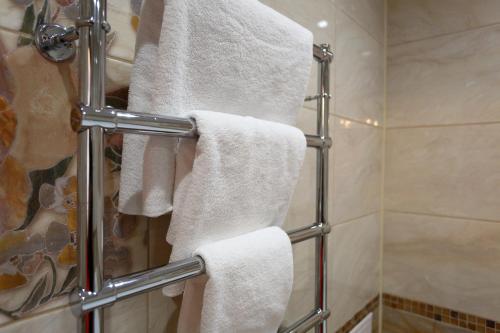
264,0,385,332
383,0,500,332
0,0,385,332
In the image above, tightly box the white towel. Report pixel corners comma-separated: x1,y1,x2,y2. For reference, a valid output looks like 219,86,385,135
119,0,313,216
164,110,306,296
177,227,293,333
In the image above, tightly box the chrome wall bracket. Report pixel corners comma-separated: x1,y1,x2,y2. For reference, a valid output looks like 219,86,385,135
34,19,110,63
35,23,78,62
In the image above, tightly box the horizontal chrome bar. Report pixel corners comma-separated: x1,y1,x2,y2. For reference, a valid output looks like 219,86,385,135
304,93,332,102
288,223,330,244
305,135,332,149
74,106,331,148
75,106,197,137
279,308,331,333
78,256,205,313
313,44,334,63
75,223,330,314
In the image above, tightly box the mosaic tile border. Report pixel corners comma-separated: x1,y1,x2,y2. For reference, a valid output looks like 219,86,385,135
383,293,500,333
335,295,379,333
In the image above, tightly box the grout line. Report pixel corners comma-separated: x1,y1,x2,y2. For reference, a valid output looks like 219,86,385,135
383,293,500,333
332,1,385,47
304,104,383,129
0,303,70,329
0,26,26,36
386,120,500,130
332,210,380,228
385,209,500,224
107,54,134,65
388,21,500,47
378,1,388,332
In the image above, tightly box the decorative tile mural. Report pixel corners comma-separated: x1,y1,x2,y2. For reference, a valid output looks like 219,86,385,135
0,0,139,324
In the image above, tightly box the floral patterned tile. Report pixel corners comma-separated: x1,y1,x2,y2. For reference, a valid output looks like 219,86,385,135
0,0,138,62
0,14,140,326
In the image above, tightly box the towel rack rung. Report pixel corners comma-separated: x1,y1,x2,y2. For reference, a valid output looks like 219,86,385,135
278,308,331,333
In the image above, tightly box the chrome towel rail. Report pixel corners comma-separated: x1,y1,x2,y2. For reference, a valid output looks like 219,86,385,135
65,0,334,330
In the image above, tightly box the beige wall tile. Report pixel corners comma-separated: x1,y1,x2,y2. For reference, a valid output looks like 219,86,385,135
0,306,78,333
335,10,384,125
107,0,138,62
261,0,336,107
104,295,148,333
385,124,500,221
107,58,132,93
0,0,25,32
331,117,382,225
282,240,316,328
335,0,385,44
285,108,318,230
383,212,500,321
146,215,182,333
387,24,500,127
330,213,380,332
388,0,500,45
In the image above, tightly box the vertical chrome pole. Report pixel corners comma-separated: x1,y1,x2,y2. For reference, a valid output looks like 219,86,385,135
315,44,331,333
77,0,107,331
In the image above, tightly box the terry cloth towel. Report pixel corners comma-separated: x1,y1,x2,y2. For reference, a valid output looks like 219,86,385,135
163,110,306,296
119,0,313,216
177,227,293,333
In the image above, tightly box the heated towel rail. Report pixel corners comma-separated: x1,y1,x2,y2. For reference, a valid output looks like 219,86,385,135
35,0,333,331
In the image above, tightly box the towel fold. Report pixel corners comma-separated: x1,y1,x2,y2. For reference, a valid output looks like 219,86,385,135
163,110,306,296
119,0,313,216
177,227,293,333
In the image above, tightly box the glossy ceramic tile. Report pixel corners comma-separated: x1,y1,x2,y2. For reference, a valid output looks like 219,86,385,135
387,24,500,127
282,108,317,327
330,213,380,332
107,58,132,93
104,295,148,333
383,212,500,321
0,26,143,326
382,306,471,333
146,215,182,333
330,117,382,225
0,306,77,333
0,0,137,62
335,0,385,44
261,0,336,108
388,0,500,45
335,10,384,125
385,124,500,221
281,239,315,328
285,108,317,230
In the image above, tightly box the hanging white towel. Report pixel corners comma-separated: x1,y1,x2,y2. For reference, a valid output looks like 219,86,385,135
119,0,313,216
163,110,306,296
177,227,293,333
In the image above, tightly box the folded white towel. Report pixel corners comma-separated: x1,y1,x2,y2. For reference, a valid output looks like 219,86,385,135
177,227,293,333
119,0,313,216
163,110,306,296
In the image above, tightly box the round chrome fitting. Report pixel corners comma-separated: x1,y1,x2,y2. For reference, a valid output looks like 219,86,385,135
35,24,77,63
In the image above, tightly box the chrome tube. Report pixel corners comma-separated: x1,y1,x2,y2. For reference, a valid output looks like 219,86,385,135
314,44,332,333
76,224,329,314
279,308,330,333
79,106,197,137
76,106,331,147
81,257,205,313
288,223,330,244
76,131,90,333
77,0,107,330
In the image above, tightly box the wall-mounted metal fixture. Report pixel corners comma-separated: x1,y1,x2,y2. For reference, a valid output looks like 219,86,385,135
33,0,335,330
35,23,78,62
